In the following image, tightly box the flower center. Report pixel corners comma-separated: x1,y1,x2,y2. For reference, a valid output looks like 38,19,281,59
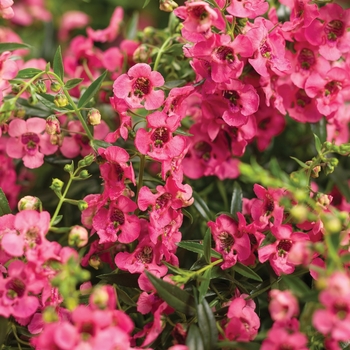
324,20,344,42
324,80,342,97
264,195,275,214
298,48,316,70
223,90,240,106
156,192,172,210
151,127,170,148
6,278,25,299
215,46,234,63
133,77,150,97
295,89,311,108
136,246,153,264
277,239,293,256
190,5,208,22
21,132,40,155
193,141,212,161
110,208,125,226
260,40,271,58
218,232,235,253
112,163,124,181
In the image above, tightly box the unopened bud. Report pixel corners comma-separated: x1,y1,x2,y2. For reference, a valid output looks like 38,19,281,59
64,162,74,173
46,115,61,135
28,95,38,106
50,133,63,146
14,107,26,119
50,81,61,92
89,255,102,270
78,154,95,167
133,44,151,63
68,225,89,247
50,178,64,192
90,286,110,309
316,193,332,208
322,214,342,234
54,93,68,107
290,204,308,223
35,80,47,93
79,170,90,179
78,200,88,211
87,108,101,126
18,196,42,211
159,0,178,12
42,306,59,323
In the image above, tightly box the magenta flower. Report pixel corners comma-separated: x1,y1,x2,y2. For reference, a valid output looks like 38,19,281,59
226,0,268,19
269,290,299,322
135,111,187,162
208,214,251,270
113,63,165,110
6,118,58,169
0,0,14,19
0,51,18,102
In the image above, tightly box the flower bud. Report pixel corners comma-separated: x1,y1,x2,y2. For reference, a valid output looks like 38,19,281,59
54,93,68,107
42,306,59,323
290,204,308,223
35,80,47,93
50,81,61,92
87,108,101,126
50,133,63,146
18,196,42,211
14,107,26,119
28,95,38,106
78,200,88,211
68,225,89,247
159,0,178,12
79,170,90,179
46,115,61,135
50,178,64,192
64,162,74,173
90,286,109,309
322,214,342,234
133,44,151,63
89,255,102,270
78,154,95,167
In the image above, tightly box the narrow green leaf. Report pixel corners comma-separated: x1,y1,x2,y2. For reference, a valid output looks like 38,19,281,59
313,133,322,154
230,182,242,216
163,79,186,89
233,263,262,282
145,270,196,316
78,70,107,109
142,0,151,8
53,46,64,80
116,287,136,306
97,272,140,288
310,117,327,143
193,191,214,221
15,97,51,117
65,78,84,90
16,68,43,79
197,298,218,350
186,324,205,350
182,208,194,224
203,228,211,264
0,42,30,53
0,189,11,216
0,316,8,346
198,270,211,304
126,12,139,40
177,241,222,259
290,156,309,169
281,275,310,297
162,261,187,275
90,139,113,151
51,215,63,226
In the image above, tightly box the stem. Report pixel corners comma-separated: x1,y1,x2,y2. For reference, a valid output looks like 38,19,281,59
47,71,94,141
135,154,146,205
153,35,178,72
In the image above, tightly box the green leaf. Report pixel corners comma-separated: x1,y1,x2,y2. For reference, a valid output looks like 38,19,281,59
53,46,64,80
142,0,151,8
78,70,107,109
0,189,11,216
97,272,140,288
186,324,205,350
16,68,43,79
162,261,187,275
126,12,139,40
90,139,113,151
36,93,73,113
0,42,30,53
233,263,262,282
313,133,322,154
51,215,63,226
163,79,186,89
15,97,51,117
0,316,8,346
145,270,196,316
198,269,211,303
203,228,211,264
217,341,261,349
65,78,84,90
290,156,309,169
281,275,310,297
182,208,194,224
197,298,218,350
193,191,214,221
230,181,242,216
330,167,350,202
310,117,327,143
177,241,222,259
116,287,136,306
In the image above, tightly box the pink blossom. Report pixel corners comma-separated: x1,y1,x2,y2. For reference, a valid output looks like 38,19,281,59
305,3,350,61
87,6,123,43
226,0,269,19
269,289,299,321
58,11,90,41
208,214,251,269
11,0,51,26
6,118,58,169
0,0,14,19
0,51,18,102
113,63,164,110
225,294,260,341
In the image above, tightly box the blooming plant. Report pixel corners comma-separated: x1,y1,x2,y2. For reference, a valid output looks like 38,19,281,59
1,0,350,349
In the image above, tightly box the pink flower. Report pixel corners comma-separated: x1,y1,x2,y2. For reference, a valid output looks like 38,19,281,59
58,11,90,41
135,111,187,162
6,118,58,169
87,6,123,43
225,294,260,341
226,0,269,19
0,0,14,19
305,3,350,61
208,214,251,270
269,290,299,321
0,51,18,102
113,63,164,110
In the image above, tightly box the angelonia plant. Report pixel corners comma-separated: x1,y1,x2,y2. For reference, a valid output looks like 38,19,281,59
1,0,350,349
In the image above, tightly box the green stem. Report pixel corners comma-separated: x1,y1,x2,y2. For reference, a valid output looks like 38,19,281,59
153,35,178,72
135,154,146,205
47,71,94,141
